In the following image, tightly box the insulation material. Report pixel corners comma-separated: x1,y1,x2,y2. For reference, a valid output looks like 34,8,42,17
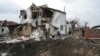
45,23,49,30
30,29,43,41
30,30,40,41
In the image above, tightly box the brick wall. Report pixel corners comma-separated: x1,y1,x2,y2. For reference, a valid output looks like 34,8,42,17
84,27,100,39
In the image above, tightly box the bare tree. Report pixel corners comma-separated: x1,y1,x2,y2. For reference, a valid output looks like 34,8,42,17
70,19,79,34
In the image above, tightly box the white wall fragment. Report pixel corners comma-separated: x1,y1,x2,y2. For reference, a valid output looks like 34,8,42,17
51,11,66,34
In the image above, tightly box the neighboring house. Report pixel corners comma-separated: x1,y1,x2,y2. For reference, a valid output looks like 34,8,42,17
85,26,100,39
19,3,67,35
0,20,18,37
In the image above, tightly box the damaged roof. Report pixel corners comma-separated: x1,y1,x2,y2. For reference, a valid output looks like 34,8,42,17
39,6,66,14
0,20,18,26
30,3,66,14
92,25,100,29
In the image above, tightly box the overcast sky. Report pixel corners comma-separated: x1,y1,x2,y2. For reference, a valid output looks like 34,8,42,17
0,0,100,27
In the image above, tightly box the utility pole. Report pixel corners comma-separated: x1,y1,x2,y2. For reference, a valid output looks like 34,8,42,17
64,6,66,12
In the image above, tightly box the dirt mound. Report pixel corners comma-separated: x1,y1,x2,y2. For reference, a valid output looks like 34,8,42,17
0,38,100,56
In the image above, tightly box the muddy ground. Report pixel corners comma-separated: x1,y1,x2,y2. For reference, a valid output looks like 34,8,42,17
0,38,100,56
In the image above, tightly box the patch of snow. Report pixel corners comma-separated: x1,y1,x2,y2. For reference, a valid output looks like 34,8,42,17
1,52,7,56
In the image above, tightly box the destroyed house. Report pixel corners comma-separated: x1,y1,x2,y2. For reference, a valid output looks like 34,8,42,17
19,3,66,35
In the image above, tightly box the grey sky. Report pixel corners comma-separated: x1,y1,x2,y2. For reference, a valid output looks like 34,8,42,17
0,0,22,23
63,0,100,27
0,0,100,27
